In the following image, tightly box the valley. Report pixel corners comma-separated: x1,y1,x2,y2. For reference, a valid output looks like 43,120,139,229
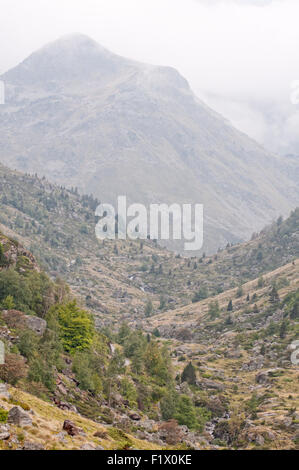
0,164,298,450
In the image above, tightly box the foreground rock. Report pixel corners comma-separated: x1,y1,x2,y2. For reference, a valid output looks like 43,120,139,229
0,424,10,440
0,383,10,399
8,406,32,427
2,310,47,336
23,441,45,450
63,420,84,436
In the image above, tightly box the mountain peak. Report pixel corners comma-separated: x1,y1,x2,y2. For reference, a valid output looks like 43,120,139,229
3,33,124,86
41,33,111,56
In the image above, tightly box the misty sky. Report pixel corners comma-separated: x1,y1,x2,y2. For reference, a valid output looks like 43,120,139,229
0,0,298,154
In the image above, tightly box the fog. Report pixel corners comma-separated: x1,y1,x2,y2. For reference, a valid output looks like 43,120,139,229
0,0,298,154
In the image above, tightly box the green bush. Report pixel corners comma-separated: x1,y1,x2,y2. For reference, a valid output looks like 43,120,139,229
48,301,94,354
0,408,8,423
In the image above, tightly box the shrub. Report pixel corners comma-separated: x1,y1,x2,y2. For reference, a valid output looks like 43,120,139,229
192,287,208,303
48,301,94,354
181,362,197,385
0,409,8,423
0,353,27,385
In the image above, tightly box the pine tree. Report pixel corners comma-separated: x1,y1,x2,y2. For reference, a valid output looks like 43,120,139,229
208,301,220,320
269,286,279,303
279,320,288,339
181,362,197,385
145,300,153,317
227,300,233,311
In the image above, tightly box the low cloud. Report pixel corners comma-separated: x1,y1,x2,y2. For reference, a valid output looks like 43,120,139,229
0,0,298,154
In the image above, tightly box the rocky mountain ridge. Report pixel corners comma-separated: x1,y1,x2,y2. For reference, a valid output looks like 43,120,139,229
0,34,298,253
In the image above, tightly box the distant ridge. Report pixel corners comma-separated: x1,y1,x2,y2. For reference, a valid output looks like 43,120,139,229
0,34,298,253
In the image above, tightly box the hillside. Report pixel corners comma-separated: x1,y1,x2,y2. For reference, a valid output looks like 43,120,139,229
140,261,299,450
0,387,162,451
0,34,298,253
0,230,219,450
0,228,298,450
0,163,298,327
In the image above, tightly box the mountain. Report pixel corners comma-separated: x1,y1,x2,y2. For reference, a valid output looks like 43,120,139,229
0,224,298,450
0,34,298,253
0,162,298,328
0,229,198,450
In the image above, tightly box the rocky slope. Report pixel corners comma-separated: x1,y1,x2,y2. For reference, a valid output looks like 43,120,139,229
0,215,298,449
0,163,298,327
1,234,298,450
0,34,298,253
0,231,211,450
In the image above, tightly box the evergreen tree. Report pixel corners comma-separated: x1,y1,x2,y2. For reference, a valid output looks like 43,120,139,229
279,320,288,339
181,362,197,385
208,301,220,320
153,328,161,338
269,286,280,303
145,299,153,317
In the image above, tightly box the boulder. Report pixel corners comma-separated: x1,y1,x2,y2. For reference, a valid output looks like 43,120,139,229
197,379,225,391
246,431,265,446
255,369,281,385
8,406,32,427
23,441,45,450
56,431,67,443
80,443,97,450
136,430,164,446
140,419,156,432
0,424,10,440
24,315,47,336
93,430,108,439
2,310,46,336
129,413,141,421
63,420,83,436
225,349,242,359
0,383,10,399
255,372,269,385
57,401,77,413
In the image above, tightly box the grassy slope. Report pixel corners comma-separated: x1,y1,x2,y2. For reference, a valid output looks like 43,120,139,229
0,163,298,327
0,387,162,450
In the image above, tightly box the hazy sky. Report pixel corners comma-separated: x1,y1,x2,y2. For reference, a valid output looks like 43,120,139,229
0,0,298,152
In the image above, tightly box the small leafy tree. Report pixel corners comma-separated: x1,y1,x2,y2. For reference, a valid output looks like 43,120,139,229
0,353,27,385
48,301,94,354
1,295,15,310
